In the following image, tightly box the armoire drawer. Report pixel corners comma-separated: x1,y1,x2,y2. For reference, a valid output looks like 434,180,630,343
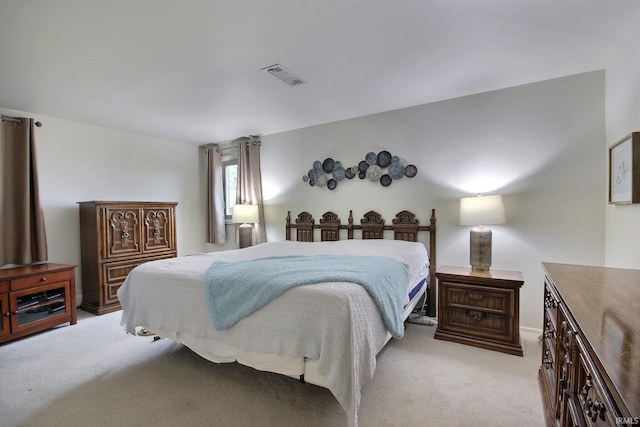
102,254,175,304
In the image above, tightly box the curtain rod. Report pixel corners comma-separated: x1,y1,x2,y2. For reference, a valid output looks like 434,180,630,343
1,115,43,127
202,143,237,152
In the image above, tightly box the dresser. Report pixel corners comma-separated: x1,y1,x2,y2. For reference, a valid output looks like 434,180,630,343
540,263,639,426
78,201,177,315
0,263,76,344
434,265,524,356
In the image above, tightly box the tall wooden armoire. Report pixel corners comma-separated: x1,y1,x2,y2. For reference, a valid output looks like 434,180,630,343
78,201,177,315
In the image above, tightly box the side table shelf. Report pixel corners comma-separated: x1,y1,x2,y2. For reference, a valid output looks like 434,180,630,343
434,265,524,356
0,263,77,344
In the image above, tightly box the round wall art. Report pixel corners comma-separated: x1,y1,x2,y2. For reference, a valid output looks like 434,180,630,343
353,150,417,187
302,151,417,190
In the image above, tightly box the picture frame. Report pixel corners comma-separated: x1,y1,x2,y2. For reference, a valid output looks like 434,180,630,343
609,132,640,204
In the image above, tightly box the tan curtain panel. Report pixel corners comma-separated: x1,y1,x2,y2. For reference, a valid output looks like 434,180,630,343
1,116,48,265
236,136,266,245
205,146,227,244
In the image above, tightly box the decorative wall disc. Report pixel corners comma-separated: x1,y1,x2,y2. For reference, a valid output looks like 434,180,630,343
366,165,382,181
365,152,377,165
322,158,335,173
377,151,391,168
332,165,346,181
345,168,355,179
388,162,405,180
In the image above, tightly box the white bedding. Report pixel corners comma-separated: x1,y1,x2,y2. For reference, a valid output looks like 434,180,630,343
117,239,429,427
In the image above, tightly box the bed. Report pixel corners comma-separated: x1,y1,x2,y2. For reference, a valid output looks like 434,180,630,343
117,209,436,427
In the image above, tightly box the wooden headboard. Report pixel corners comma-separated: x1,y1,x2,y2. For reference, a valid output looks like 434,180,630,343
285,209,436,317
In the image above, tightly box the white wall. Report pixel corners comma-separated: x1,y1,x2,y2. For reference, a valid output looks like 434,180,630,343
260,71,606,330
605,28,640,268
0,107,204,304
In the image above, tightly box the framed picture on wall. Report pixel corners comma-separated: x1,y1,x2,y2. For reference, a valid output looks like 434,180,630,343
609,132,640,204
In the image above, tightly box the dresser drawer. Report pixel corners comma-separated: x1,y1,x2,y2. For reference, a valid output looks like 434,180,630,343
542,309,557,359
540,337,557,414
11,270,72,291
444,281,513,315
0,281,8,293
573,335,621,426
543,281,560,329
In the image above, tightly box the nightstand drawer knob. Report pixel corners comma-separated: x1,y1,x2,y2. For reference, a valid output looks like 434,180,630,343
466,291,486,300
465,309,487,321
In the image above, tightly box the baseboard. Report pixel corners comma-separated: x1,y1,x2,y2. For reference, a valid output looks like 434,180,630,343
520,326,543,335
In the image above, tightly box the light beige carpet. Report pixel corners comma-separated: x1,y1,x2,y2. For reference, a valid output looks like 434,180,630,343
0,310,544,427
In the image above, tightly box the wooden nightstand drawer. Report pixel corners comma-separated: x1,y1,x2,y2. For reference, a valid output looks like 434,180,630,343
446,307,510,340
445,281,513,315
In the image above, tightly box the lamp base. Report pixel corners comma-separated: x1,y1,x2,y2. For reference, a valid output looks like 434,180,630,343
238,224,253,249
470,226,492,271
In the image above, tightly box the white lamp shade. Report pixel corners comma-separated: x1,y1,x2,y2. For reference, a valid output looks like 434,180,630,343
459,195,506,226
232,204,259,224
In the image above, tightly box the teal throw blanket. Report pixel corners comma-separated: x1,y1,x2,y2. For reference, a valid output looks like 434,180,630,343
204,255,409,338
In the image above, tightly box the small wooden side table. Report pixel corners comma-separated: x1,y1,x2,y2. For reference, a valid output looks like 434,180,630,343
434,265,524,356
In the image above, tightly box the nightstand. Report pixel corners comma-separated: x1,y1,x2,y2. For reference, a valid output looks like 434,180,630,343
434,265,524,356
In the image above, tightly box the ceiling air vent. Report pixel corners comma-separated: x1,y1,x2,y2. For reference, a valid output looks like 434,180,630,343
261,64,305,86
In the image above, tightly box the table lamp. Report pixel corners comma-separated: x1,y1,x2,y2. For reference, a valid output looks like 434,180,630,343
459,194,506,271
232,204,259,249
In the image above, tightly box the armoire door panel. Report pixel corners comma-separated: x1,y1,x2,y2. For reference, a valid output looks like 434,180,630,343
143,208,174,253
105,208,141,258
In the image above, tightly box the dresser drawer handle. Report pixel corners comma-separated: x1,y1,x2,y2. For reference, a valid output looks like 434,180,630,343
543,349,553,369
40,277,47,282
466,291,486,300
544,295,557,308
465,309,487,321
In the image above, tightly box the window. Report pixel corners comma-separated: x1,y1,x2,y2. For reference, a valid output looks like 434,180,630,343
223,159,237,221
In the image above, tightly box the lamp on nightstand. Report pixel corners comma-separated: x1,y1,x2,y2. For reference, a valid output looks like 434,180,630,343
459,194,506,271
232,204,259,249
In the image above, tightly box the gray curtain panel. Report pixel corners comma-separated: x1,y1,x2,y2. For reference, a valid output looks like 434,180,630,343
205,146,227,244
236,136,266,245
1,117,48,265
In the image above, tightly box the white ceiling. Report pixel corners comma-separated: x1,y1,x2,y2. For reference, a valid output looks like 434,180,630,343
1,0,639,145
